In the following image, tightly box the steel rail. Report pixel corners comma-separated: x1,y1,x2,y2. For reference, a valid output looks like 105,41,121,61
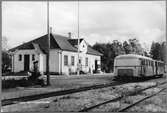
2,81,125,106
78,81,167,112
118,87,167,112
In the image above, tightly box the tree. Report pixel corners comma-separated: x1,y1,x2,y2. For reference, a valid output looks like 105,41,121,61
150,42,161,60
128,38,144,55
2,51,11,73
2,36,11,73
93,43,112,72
112,40,125,56
123,41,132,54
92,38,149,73
160,42,166,62
93,40,125,73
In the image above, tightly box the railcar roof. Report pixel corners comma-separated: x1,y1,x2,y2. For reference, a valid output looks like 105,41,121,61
115,54,165,63
115,54,153,60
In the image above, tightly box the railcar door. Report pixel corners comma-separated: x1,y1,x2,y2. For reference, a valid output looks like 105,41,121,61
155,61,158,75
140,59,146,76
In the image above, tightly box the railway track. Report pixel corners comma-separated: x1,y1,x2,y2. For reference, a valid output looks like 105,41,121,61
1,80,124,106
2,76,165,107
79,80,167,112
118,87,167,112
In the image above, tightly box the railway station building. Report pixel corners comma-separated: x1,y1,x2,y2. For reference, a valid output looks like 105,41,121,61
9,33,102,75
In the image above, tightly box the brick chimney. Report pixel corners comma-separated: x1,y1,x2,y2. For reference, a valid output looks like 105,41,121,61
50,27,52,34
68,32,72,39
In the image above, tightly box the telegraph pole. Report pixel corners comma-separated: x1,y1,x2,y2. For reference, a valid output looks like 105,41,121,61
77,0,80,76
46,0,50,85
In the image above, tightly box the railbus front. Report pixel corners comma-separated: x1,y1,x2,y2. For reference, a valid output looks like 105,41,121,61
114,54,142,79
114,54,165,79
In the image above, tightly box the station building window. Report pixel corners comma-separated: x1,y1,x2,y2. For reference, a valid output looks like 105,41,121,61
71,56,75,66
19,54,22,61
32,54,35,61
85,57,88,66
64,55,68,66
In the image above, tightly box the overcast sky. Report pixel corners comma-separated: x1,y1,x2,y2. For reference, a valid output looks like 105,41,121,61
2,1,166,51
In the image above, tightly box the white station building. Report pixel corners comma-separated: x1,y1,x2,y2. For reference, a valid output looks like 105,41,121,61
9,33,102,75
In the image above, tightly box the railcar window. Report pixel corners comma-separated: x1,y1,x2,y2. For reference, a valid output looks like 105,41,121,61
141,59,144,65
143,60,145,65
141,60,143,65
147,60,149,66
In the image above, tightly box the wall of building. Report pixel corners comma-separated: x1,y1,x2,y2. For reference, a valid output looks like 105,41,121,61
61,51,78,75
87,54,101,72
61,51,101,75
12,49,101,75
39,53,46,73
49,49,60,73
12,50,39,72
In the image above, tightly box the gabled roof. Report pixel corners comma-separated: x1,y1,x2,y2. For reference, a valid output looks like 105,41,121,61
87,45,103,56
32,43,44,54
52,34,77,52
9,33,102,56
68,39,83,46
9,34,60,53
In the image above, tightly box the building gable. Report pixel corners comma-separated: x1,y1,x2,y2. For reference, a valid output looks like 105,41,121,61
79,40,88,53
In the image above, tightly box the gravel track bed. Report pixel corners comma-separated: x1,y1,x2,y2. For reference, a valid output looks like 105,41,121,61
91,83,167,112
1,81,158,112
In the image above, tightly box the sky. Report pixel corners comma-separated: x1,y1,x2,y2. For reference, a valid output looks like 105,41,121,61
2,1,166,51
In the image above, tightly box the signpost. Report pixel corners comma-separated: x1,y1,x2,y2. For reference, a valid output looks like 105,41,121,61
46,0,50,85
77,0,80,76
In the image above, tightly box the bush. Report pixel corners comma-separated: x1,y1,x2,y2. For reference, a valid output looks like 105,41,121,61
2,77,45,89
2,78,31,89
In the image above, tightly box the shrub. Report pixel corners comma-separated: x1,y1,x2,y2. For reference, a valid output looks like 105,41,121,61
2,77,45,89
2,78,31,89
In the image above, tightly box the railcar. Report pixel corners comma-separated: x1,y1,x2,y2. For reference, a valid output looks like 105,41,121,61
114,54,165,79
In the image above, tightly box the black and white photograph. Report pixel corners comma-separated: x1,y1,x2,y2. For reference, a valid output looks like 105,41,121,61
1,0,167,112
